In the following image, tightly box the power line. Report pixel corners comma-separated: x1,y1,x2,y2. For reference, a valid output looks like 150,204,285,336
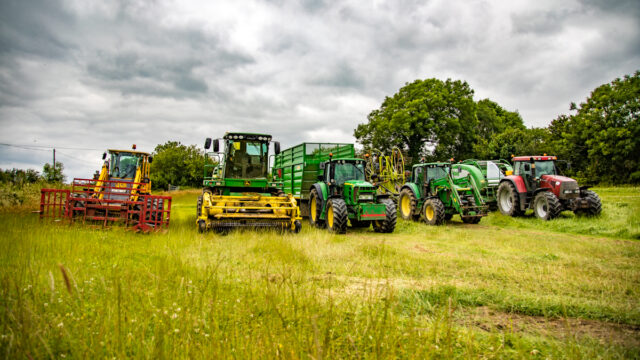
55,150,99,166
0,143,101,151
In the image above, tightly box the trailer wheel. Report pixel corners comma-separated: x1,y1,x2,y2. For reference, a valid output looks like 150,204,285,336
309,188,325,228
533,191,562,220
374,198,397,233
398,188,419,220
497,181,523,217
326,198,347,234
574,190,602,217
421,198,445,226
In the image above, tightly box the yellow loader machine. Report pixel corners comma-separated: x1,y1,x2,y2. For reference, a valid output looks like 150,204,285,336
39,145,171,231
197,132,301,233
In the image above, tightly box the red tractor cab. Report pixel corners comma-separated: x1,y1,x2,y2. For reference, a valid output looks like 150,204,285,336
496,155,601,220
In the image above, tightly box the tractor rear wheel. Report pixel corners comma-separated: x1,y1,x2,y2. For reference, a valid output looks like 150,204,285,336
497,181,523,217
398,188,419,220
533,191,562,220
574,190,602,216
374,198,397,233
326,198,347,234
309,188,325,228
421,198,445,226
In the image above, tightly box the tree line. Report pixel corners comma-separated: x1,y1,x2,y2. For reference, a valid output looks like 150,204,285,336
355,71,639,184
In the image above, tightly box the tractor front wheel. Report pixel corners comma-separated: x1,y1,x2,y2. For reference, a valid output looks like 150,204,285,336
326,198,348,234
399,188,420,220
497,181,523,217
574,190,602,217
533,191,562,220
309,188,325,228
421,198,445,226
374,198,397,233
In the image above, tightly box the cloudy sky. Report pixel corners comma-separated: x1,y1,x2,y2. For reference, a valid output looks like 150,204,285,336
1,0,638,179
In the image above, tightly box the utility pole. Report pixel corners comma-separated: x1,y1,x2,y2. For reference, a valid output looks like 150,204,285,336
53,148,56,178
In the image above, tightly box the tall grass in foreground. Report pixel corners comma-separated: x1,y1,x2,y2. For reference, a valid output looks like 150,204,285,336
0,188,638,358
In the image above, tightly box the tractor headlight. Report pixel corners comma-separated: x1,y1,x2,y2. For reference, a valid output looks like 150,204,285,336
358,194,374,201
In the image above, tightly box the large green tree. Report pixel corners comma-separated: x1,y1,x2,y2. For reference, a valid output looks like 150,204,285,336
354,78,477,163
150,142,206,190
42,162,65,183
473,99,526,158
548,71,640,183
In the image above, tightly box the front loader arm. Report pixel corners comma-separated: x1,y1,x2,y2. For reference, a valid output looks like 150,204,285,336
93,162,109,199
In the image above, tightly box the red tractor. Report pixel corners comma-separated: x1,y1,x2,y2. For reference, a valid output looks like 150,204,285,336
496,155,602,220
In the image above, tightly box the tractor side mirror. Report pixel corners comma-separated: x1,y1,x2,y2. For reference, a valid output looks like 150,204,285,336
102,152,107,160
148,156,153,164
213,139,219,152
204,137,212,150
524,163,531,172
274,141,281,155
319,162,326,169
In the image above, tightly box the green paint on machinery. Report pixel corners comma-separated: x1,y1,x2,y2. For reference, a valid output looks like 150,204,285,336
459,159,514,210
197,132,301,233
272,143,396,234
398,162,487,225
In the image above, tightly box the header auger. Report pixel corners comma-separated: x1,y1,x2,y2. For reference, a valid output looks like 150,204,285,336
39,145,171,231
197,132,301,233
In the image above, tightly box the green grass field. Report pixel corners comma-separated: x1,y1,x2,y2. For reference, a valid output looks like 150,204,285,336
1,187,639,358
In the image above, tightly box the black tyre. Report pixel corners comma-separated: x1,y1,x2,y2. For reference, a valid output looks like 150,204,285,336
374,198,397,233
421,198,445,226
292,220,302,233
497,181,524,217
350,219,371,228
574,190,602,217
533,191,562,220
461,216,481,224
309,188,325,228
398,188,419,220
326,198,348,234
197,219,206,233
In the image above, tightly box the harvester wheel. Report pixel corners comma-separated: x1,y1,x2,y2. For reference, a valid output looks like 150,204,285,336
374,198,397,233
574,190,602,217
197,219,206,233
309,188,325,228
497,181,523,217
533,191,562,220
462,216,482,224
398,188,419,220
326,198,347,234
421,198,445,226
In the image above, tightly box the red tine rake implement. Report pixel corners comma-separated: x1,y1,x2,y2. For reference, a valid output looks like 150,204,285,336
40,178,171,232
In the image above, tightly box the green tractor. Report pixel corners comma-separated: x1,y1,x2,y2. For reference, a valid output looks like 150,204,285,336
398,162,487,225
271,142,396,234
197,132,301,233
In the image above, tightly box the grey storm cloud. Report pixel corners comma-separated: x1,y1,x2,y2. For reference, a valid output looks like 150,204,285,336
0,0,639,179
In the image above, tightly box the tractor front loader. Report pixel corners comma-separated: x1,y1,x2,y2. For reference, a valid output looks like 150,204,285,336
39,145,171,231
398,162,487,225
197,133,301,233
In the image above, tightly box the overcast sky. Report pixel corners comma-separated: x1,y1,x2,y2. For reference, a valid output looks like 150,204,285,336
1,0,638,179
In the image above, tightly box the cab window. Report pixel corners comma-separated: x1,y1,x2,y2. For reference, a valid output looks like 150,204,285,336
110,152,140,179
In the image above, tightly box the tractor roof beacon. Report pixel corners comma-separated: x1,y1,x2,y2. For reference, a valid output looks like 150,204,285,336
496,155,602,220
197,132,302,233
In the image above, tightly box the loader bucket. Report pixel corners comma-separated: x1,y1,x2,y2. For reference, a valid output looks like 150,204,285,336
39,178,172,232
198,193,301,232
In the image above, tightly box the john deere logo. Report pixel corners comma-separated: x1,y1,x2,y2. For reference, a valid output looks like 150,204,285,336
244,180,251,186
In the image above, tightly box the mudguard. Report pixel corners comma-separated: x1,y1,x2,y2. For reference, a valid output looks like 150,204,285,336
310,182,328,204
401,183,421,200
502,175,527,193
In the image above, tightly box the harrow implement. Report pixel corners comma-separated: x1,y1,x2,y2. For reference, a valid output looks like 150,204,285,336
40,178,171,232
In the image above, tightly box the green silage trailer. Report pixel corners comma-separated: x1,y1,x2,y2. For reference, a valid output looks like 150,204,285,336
272,143,354,216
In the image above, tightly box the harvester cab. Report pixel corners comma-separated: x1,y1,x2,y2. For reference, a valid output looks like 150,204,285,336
308,155,396,234
197,132,301,233
39,145,171,231
398,161,486,225
496,155,602,220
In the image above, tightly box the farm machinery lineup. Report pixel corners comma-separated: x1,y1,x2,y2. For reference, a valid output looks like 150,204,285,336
398,162,487,225
272,143,396,234
39,146,171,231
496,155,602,220
197,133,301,233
